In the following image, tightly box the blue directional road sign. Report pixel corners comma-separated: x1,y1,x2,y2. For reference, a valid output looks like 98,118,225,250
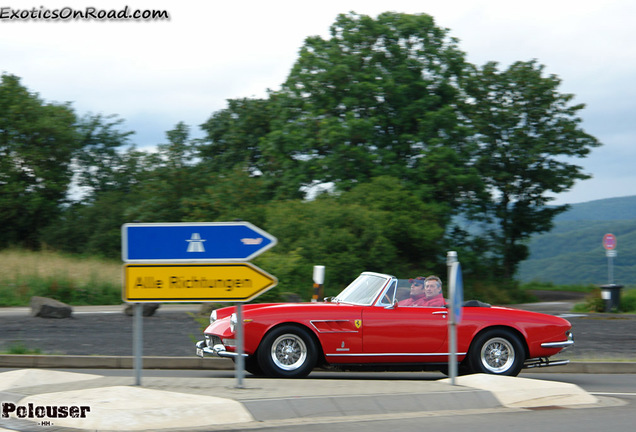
122,222,277,262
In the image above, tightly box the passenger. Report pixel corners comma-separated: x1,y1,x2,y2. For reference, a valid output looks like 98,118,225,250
398,275,445,307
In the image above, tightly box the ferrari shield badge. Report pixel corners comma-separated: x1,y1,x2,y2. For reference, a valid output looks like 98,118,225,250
354,319,362,329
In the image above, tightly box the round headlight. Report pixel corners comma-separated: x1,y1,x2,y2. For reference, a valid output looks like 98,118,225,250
229,313,238,332
209,310,217,325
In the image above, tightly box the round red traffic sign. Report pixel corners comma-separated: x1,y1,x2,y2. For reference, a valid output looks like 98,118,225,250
603,233,617,250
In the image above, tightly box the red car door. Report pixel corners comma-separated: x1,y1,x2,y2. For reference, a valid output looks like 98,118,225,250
360,305,449,363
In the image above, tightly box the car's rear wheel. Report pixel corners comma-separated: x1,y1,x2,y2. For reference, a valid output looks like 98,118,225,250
467,329,526,376
257,325,317,378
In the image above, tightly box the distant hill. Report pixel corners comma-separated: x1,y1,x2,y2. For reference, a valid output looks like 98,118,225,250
553,195,636,222
518,195,636,285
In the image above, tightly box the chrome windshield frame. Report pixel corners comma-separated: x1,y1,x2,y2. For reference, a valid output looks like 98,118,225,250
332,272,393,306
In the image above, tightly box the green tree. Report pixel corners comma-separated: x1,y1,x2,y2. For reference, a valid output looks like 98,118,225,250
260,11,475,204
197,96,306,200
41,190,138,258
263,196,397,296
43,116,148,256
73,113,135,200
0,74,79,248
125,122,203,222
183,166,271,226
261,177,447,297
338,176,447,271
464,60,602,279
198,98,271,173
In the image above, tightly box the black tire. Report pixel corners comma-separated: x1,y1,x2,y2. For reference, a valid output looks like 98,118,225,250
232,356,264,376
244,356,264,376
467,329,526,376
257,325,317,378
439,363,470,377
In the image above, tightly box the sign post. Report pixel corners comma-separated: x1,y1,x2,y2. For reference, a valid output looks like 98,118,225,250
603,233,617,284
121,222,277,388
446,251,463,385
133,303,143,385
236,304,245,387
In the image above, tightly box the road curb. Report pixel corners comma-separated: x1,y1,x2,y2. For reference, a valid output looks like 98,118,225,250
1,355,635,373
553,361,636,374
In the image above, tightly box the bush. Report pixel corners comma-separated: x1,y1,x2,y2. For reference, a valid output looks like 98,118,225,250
572,289,605,313
521,280,596,293
466,279,532,305
0,274,121,306
619,289,636,313
2,342,42,355
572,287,636,313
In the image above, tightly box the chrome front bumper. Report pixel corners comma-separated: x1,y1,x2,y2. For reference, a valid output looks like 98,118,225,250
195,340,246,359
524,331,574,369
541,340,574,349
541,330,574,349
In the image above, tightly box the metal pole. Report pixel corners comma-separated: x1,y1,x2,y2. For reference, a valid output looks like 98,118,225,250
133,303,143,386
447,251,458,386
235,304,245,388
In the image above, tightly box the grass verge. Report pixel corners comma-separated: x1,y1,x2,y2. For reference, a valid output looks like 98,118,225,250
0,249,122,306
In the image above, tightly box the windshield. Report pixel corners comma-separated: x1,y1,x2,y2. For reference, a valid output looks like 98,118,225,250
333,273,391,305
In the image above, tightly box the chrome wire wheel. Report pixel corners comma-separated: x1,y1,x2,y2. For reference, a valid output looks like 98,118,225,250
479,336,515,373
270,333,308,371
468,329,525,376
258,325,317,377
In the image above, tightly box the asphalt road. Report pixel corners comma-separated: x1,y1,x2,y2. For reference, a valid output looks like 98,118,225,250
0,305,202,356
1,302,635,360
245,373,636,432
255,398,636,432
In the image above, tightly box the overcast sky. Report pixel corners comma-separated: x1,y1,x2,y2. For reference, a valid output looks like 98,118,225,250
2,0,634,205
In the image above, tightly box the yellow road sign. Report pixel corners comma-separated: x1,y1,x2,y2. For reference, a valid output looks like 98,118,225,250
123,262,278,302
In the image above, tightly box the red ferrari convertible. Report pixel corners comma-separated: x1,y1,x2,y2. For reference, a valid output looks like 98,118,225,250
196,272,573,378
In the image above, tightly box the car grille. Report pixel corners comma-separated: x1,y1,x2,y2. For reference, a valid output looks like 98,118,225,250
205,335,222,348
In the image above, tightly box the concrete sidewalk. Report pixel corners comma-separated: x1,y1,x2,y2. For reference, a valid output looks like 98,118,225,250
0,369,610,432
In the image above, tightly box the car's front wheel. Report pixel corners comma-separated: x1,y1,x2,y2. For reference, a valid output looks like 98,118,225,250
467,329,526,376
233,356,263,376
257,325,317,378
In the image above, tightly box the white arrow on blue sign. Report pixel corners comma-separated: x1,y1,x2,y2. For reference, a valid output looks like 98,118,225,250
122,222,277,263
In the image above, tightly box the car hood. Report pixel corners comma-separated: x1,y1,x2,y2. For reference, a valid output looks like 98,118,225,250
214,301,360,319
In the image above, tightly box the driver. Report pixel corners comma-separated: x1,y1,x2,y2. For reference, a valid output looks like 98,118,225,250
398,275,445,307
